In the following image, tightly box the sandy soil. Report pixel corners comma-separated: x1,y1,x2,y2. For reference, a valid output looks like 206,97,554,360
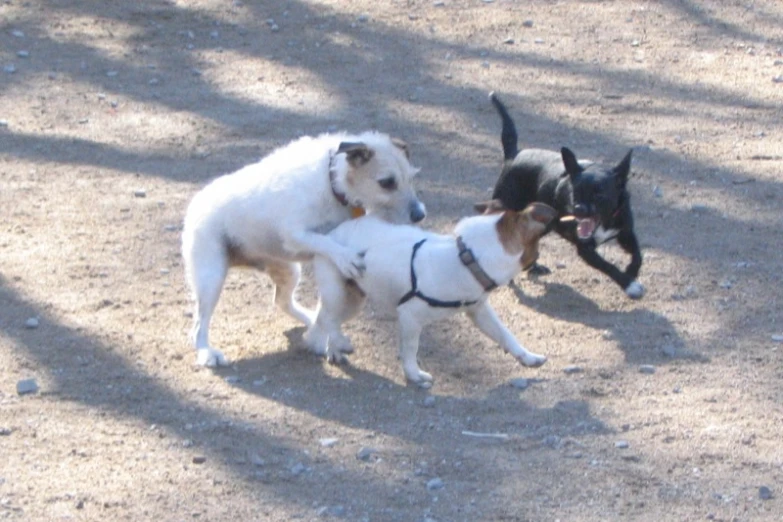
1,1,782,521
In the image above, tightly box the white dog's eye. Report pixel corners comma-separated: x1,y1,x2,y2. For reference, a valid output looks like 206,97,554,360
378,177,397,190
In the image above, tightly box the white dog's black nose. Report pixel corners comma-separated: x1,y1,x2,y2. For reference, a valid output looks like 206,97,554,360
410,202,426,223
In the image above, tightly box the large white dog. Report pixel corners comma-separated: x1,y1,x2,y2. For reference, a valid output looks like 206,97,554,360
304,201,557,388
182,131,426,367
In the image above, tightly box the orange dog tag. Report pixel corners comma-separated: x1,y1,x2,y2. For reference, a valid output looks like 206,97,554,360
351,206,366,218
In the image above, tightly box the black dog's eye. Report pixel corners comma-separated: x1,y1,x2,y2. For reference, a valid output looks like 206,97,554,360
378,177,397,190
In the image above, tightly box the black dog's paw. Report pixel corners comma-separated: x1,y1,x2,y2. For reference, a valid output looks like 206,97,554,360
526,263,552,277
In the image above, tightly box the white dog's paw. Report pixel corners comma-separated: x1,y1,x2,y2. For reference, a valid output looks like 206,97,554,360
325,334,354,365
331,248,366,280
196,347,229,367
329,333,354,355
625,281,645,299
303,327,328,356
405,369,434,389
326,348,348,365
517,352,547,368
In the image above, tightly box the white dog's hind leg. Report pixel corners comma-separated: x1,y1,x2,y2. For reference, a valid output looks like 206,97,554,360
186,248,230,367
397,310,433,388
267,261,316,327
305,260,364,362
466,302,547,368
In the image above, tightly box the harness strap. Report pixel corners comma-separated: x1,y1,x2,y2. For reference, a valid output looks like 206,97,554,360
398,238,496,309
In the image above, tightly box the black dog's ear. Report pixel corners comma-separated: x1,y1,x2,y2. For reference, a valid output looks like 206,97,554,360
337,141,375,167
561,147,582,178
391,137,410,159
474,199,506,214
613,149,633,188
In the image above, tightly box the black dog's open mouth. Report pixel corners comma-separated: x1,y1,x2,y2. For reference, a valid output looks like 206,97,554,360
561,214,599,240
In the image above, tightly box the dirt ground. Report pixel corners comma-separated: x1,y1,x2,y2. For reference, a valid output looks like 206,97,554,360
1,1,782,521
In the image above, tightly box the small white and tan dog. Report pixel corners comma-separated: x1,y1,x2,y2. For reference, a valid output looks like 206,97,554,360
304,201,557,388
182,131,426,367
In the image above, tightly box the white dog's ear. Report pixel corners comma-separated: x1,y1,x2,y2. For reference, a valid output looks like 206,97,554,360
525,202,558,225
474,199,506,214
391,138,410,159
338,141,375,167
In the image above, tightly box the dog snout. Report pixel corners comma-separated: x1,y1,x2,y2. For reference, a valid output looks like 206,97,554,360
409,201,426,223
573,203,591,218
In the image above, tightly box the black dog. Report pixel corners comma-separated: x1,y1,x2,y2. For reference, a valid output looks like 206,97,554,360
485,92,644,299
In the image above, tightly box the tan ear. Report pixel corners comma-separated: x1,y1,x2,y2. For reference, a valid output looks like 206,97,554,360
524,202,558,225
337,141,374,167
391,137,410,159
474,199,506,215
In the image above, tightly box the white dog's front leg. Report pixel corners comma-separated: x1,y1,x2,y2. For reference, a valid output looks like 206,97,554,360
467,302,546,368
397,310,433,388
286,230,365,280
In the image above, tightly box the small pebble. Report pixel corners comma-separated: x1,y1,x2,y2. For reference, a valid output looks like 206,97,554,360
563,365,583,374
773,75,783,84
534,38,545,44
422,396,436,407
690,204,709,213
290,462,306,475
17,51,29,58
4,64,16,74
522,20,534,28
503,37,514,45
661,345,677,357
106,70,118,77
133,189,147,198
148,78,160,86
771,334,783,342
639,364,656,374
509,377,529,390
653,186,664,198
224,375,241,384
615,440,630,449
24,317,39,329
356,447,377,461
17,378,39,396
192,455,207,464
0,428,12,436
0,120,8,127
319,438,339,448
759,486,773,500
11,30,25,38
426,477,444,490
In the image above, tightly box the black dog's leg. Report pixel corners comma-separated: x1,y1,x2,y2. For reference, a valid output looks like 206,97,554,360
575,243,637,295
617,230,642,281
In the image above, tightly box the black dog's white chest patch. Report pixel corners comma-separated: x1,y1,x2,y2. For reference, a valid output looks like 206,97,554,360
593,225,619,245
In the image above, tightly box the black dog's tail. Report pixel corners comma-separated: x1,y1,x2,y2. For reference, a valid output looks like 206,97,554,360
489,92,518,161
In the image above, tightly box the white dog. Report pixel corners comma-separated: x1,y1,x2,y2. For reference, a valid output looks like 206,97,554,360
304,201,557,388
182,131,426,367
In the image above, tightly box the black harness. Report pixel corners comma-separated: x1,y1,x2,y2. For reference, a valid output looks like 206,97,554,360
398,237,498,308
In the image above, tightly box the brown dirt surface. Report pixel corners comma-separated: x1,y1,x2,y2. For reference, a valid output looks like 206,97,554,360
1,1,782,521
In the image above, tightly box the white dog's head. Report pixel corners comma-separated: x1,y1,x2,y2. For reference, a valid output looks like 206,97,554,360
334,132,426,224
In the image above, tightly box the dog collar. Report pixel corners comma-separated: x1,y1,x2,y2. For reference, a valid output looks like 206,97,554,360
456,236,498,292
329,151,366,218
